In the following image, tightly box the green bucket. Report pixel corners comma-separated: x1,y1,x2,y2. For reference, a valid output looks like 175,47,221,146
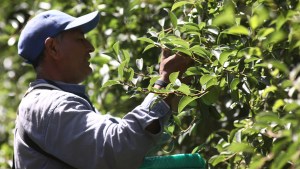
139,153,206,169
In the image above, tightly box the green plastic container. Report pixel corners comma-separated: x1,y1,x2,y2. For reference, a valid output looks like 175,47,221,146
139,153,206,169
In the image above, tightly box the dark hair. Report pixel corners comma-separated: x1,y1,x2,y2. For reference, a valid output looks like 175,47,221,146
32,50,45,70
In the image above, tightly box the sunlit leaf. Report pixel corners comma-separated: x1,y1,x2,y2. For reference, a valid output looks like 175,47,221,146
136,58,143,70
180,23,200,32
113,41,120,55
250,6,269,30
159,18,165,27
169,71,179,84
178,96,198,113
206,78,218,89
200,74,215,85
230,78,240,91
167,125,175,134
201,86,220,105
268,30,287,44
122,50,130,61
173,115,181,126
212,4,235,26
262,85,277,98
269,60,289,75
272,99,285,112
228,142,254,153
224,25,250,36
177,83,191,95
173,47,192,56
257,28,275,39
138,37,155,44
256,112,280,124
219,50,237,65
171,1,193,11
190,45,210,58
101,80,121,89
118,61,127,80
209,155,227,166
168,36,190,48
169,11,177,28
125,67,134,82
143,44,156,53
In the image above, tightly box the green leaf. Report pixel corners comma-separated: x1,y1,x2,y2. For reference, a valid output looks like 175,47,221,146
147,66,154,74
171,1,193,11
138,37,155,44
89,54,111,65
219,50,237,65
272,99,285,112
125,67,135,82
269,30,287,44
255,60,288,75
169,71,179,84
122,50,131,61
169,11,177,28
228,142,254,153
212,4,235,26
101,80,121,89
209,155,227,166
143,44,156,53
173,115,182,126
190,45,210,58
191,145,203,154
167,125,175,134
262,85,277,98
201,86,220,105
173,47,192,56
185,66,207,76
250,6,269,30
284,102,300,112
148,76,160,90
118,61,127,80
177,83,191,95
249,155,267,169
257,28,275,39
224,26,250,36
206,78,218,89
178,96,198,113
275,13,287,30
200,74,215,85
180,23,200,32
271,141,300,169
250,15,260,30
230,78,240,91
167,36,190,48
256,112,280,124
113,41,120,55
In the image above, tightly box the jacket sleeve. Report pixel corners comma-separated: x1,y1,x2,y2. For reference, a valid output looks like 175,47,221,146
43,92,171,169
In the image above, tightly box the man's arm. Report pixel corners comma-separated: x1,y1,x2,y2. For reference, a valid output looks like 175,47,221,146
146,48,193,134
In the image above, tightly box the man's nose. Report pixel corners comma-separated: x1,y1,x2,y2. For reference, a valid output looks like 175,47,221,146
86,40,95,53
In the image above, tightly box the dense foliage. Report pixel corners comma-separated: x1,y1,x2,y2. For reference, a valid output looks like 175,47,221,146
1,0,300,168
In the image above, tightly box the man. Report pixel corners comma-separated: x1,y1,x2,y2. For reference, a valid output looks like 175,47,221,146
14,10,191,169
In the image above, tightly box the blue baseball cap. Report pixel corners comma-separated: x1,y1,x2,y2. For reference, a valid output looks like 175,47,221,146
18,10,100,64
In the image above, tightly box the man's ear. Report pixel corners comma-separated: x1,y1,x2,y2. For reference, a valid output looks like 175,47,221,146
44,37,59,60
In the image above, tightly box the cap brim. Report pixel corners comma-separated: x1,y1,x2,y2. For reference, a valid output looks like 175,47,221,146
65,11,100,33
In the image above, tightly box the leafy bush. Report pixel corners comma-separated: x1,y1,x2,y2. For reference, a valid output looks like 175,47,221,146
101,0,300,168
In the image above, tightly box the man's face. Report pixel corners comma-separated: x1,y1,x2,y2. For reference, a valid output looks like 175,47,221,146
55,29,94,83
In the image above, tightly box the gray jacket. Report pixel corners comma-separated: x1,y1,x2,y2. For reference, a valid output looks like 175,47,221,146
14,79,170,169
